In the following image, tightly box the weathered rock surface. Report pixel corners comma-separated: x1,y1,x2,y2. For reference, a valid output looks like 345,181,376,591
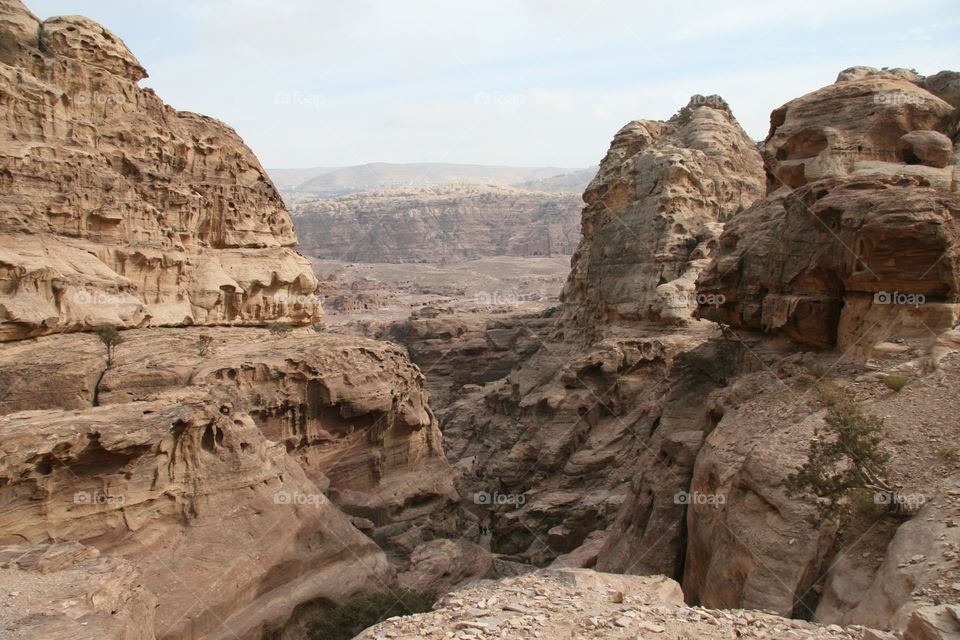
435,96,765,575
356,568,872,639
557,95,765,338
382,310,555,408
0,327,458,541
0,394,393,639
0,0,320,342
398,538,495,595
0,542,157,640
903,605,960,640
698,177,960,351
292,184,582,263
766,69,955,189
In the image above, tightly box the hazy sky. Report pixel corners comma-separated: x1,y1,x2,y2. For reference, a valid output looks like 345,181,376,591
29,0,960,169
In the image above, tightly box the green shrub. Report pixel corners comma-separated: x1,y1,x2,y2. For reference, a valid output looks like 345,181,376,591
882,374,908,392
196,334,214,357
305,590,435,640
267,322,294,336
93,324,123,368
939,445,960,464
785,399,891,524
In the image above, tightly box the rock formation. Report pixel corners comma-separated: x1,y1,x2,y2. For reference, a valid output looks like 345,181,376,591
430,67,960,639
558,95,765,336
291,185,582,263
0,2,458,638
433,95,767,578
0,326,463,638
357,568,877,639
0,1,320,342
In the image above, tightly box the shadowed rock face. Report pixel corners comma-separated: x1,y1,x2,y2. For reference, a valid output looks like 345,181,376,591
291,184,583,263
0,0,320,342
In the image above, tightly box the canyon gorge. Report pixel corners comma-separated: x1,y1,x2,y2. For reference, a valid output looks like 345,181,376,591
0,1,959,639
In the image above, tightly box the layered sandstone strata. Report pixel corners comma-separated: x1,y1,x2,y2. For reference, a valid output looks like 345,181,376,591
0,1,320,342
291,184,582,263
0,327,458,638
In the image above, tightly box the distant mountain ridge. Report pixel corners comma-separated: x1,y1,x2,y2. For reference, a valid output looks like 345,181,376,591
291,183,583,263
268,162,595,200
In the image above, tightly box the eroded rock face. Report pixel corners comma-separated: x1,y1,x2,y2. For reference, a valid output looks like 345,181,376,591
766,70,955,190
292,185,582,263
698,176,960,351
434,97,766,576
557,96,765,337
0,542,157,640
0,0,320,342
0,328,458,540
0,395,393,639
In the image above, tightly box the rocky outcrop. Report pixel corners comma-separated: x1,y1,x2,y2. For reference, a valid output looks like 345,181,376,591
0,327,458,537
697,177,960,351
356,568,874,640
0,3,460,637
557,95,765,338
0,393,393,639
382,310,555,408
0,327,460,638
765,68,955,190
291,185,582,263
0,542,157,640
0,0,320,342
433,96,766,575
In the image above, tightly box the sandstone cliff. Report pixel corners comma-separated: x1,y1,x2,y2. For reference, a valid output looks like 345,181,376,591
557,95,765,337
431,96,767,578
291,185,582,263
0,1,321,342
0,3,458,638
426,68,960,638
0,327,459,638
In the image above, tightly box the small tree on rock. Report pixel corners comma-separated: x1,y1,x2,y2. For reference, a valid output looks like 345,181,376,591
785,395,892,524
93,324,123,368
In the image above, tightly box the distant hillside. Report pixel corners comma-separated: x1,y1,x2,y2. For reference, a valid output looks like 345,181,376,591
291,184,583,263
513,166,597,193
268,162,590,201
268,166,341,190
